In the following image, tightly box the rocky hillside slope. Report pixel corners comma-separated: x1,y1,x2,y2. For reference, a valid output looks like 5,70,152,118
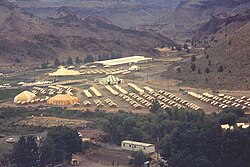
162,13,250,90
0,0,177,65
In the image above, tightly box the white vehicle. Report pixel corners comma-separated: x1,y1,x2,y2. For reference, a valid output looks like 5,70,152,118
6,138,15,143
78,132,82,137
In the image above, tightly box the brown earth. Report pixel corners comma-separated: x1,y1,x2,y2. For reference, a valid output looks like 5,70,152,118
0,1,177,65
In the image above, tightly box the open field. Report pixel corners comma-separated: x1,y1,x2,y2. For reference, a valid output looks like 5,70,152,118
16,116,90,128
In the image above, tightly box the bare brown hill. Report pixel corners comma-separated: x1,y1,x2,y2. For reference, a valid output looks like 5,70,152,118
162,19,250,90
0,2,177,65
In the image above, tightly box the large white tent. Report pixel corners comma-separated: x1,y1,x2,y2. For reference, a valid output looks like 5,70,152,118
14,91,36,103
49,67,82,77
99,75,123,85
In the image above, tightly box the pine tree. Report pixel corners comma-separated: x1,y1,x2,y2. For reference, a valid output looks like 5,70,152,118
67,56,73,65
75,56,81,65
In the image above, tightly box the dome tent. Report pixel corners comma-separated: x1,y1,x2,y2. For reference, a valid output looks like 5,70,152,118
47,94,79,105
99,75,123,85
14,91,36,103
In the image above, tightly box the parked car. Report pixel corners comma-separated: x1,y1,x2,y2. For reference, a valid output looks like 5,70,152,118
6,138,15,143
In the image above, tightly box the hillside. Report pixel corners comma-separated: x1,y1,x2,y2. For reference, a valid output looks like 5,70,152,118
0,1,177,65
143,0,250,39
162,19,250,90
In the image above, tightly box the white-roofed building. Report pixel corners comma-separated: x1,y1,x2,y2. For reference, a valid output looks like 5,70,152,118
93,56,153,66
129,65,140,71
121,140,155,154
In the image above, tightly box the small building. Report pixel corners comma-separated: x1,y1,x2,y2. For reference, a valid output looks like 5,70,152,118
121,140,155,154
221,124,230,130
129,65,140,71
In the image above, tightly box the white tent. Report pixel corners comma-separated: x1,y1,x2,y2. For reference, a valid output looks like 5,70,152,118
99,75,123,85
14,91,36,103
49,67,82,77
129,65,140,71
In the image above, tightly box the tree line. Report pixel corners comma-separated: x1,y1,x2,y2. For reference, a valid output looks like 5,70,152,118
4,126,83,167
0,106,249,167
41,53,122,69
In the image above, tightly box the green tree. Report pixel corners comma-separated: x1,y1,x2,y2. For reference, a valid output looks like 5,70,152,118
191,63,196,71
67,56,73,65
13,136,39,167
84,55,95,63
161,123,211,167
45,126,82,164
129,150,147,167
219,113,238,126
191,55,196,62
54,58,60,67
150,99,161,114
40,137,55,166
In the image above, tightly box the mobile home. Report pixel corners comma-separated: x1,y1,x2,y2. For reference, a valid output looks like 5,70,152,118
121,140,155,154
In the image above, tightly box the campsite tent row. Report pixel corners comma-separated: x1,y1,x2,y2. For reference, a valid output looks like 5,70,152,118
105,86,119,95
189,92,248,110
90,87,102,97
143,86,154,93
83,100,91,106
128,83,144,93
222,94,250,107
104,99,118,108
158,90,201,110
200,92,249,110
141,91,183,110
221,123,249,130
241,96,250,102
191,92,229,109
110,70,129,75
128,92,152,108
83,90,93,98
32,85,72,96
113,85,128,94
16,98,47,105
138,92,172,110
80,69,120,75
18,80,53,87
94,100,104,107
119,93,143,109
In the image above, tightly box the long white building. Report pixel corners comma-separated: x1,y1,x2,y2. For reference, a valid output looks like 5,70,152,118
121,140,155,154
93,56,153,66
